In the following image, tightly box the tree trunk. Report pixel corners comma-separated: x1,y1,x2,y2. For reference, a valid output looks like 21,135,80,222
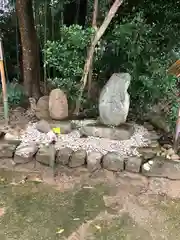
75,0,123,114
16,0,41,99
87,0,98,98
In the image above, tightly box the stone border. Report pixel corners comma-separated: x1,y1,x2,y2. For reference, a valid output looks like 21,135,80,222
0,120,180,180
1,137,180,181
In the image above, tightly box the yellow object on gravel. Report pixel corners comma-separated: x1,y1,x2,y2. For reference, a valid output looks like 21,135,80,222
52,127,61,134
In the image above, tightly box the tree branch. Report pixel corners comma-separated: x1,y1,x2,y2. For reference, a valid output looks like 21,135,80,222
75,0,123,114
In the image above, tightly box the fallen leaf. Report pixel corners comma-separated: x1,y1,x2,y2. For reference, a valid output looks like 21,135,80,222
56,228,64,234
83,186,93,189
95,225,101,230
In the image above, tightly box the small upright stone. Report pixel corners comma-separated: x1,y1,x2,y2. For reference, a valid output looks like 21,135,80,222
87,151,102,172
102,152,125,171
125,156,142,173
14,142,38,164
56,147,73,165
49,89,68,120
69,149,86,168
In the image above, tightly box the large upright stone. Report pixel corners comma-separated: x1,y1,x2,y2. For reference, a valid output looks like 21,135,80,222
99,73,131,126
49,89,68,120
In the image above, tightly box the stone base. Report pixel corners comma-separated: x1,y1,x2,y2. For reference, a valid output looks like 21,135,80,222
80,123,134,140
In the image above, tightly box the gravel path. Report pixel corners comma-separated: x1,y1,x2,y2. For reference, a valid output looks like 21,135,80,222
20,123,150,156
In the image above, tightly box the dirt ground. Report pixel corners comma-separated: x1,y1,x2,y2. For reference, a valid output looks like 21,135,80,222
0,167,179,240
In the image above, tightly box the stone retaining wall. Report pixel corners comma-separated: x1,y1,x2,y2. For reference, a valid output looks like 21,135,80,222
1,136,180,180
0,120,180,180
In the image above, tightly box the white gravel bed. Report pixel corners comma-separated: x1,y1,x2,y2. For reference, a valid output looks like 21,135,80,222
20,123,150,156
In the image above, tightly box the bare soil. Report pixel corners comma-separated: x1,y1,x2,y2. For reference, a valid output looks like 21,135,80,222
0,166,180,239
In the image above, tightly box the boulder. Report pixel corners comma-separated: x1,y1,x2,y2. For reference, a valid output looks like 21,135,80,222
0,143,17,158
99,73,131,126
80,123,134,140
36,120,51,133
87,151,102,172
49,89,68,120
4,132,21,144
36,145,56,167
69,149,86,168
14,142,38,164
148,112,170,133
102,152,125,171
56,147,73,165
35,96,50,120
125,156,142,173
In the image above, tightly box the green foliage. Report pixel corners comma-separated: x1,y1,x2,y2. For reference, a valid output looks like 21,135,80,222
97,10,180,127
44,24,95,102
6,82,26,106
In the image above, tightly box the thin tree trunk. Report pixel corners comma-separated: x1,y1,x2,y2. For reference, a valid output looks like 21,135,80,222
75,0,80,24
87,0,98,98
75,0,123,114
16,0,41,99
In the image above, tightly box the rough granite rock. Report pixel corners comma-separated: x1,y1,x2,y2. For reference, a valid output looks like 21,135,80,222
102,152,125,171
87,151,102,172
49,89,68,120
99,73,131,126
35,96,50,120
36,120,51,133
36,145,56,167
0,143,17,158
125,156,142,173
56,147,73,165
14,142,38,164
4,132,21,144
69,149,86,168
80,123,134,140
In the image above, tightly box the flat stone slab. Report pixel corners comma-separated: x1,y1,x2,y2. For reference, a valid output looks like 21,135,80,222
69,149,86,168
80,123,134,140
102,152,125,171
125,156,142,173
36,145,56,167
0,143,17,158
14,142,38,164
87,151,102,172
56,147,73,166
142,157,180,180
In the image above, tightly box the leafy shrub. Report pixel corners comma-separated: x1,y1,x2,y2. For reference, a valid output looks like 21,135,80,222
44,25,93,101
6,82,26,107
97,12,179,128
